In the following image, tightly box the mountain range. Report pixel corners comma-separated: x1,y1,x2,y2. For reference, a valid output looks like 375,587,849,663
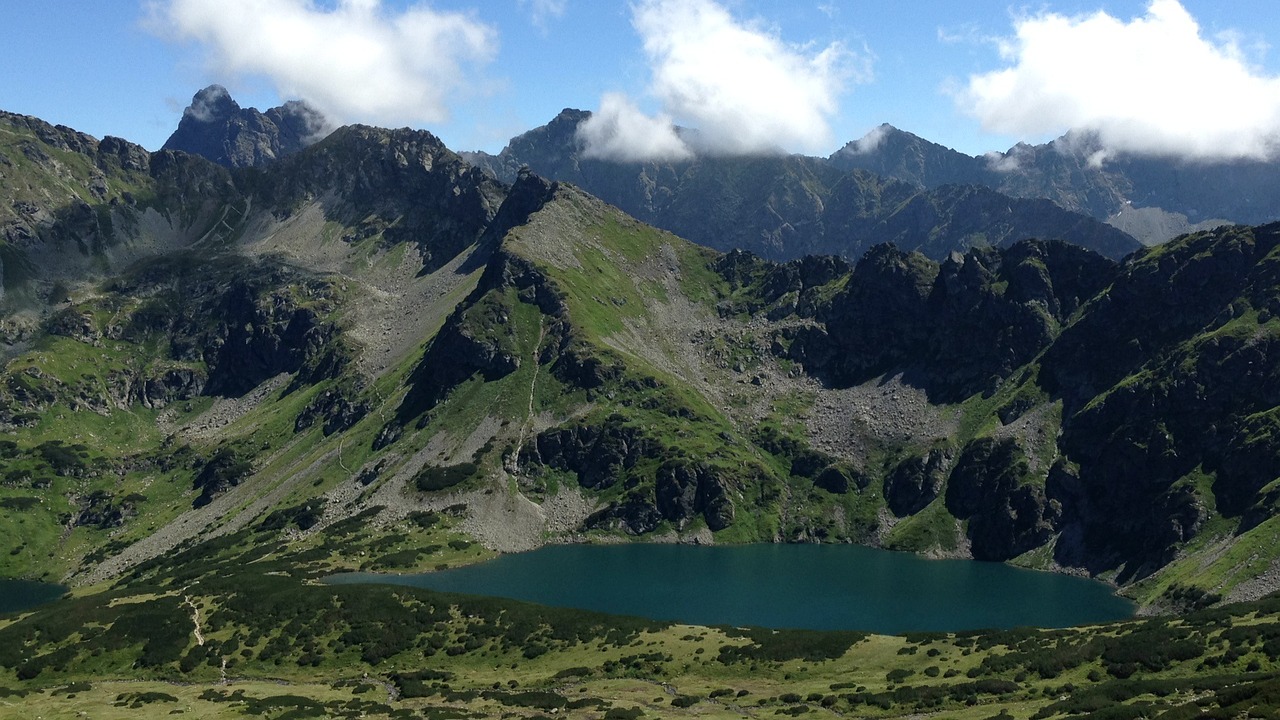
164,86,1280,253
0,87,1276,614
460,108,1142,261
2,84,1280,718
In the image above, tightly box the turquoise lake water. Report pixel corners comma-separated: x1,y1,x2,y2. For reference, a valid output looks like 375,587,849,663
327,543,1135,633
0,578,66,614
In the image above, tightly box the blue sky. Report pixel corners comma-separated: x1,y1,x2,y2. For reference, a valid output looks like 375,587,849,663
2,1,1279,160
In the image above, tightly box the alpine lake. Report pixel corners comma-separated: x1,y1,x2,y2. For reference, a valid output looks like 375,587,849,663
0,579,67,614
328,543,1135,634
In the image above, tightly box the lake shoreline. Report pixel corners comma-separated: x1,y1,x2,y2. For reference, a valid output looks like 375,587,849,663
325,542,1136,634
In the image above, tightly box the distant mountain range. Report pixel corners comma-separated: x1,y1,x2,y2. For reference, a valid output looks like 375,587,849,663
161,87,1280,256
828,124,1268,244
460,109,1139,261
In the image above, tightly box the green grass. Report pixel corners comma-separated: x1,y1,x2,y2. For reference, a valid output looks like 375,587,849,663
884,499,961,554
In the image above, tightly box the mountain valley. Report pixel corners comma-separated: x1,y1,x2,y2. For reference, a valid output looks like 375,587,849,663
1,89,1280,718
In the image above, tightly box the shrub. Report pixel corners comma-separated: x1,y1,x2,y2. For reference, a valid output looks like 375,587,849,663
415,463,477,492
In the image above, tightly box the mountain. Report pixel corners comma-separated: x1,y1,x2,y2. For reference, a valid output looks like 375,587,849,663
467,109,1141,262
0,109,242,316
157,86,1280,251
158,92,1140,262
831,125,1280,245
1,104,1278,614
161,85,329,168
5,100,1280,718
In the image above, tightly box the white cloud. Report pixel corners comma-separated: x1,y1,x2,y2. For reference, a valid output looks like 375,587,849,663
984,149,1022,173
846,123,891,154
959,0,1280,161
148,0,497,128
578,93,692,162
580,0,865,161
520,0,567,30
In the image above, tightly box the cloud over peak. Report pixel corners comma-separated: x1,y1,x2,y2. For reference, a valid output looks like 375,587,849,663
579,0,866,162
578,93,692,162
959,0,1280,161
150,0,497,129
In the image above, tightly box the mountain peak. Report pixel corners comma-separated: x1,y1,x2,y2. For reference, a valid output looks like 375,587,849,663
182,84,240,124
162,85,329,168
549,108,591,127
829,123,987,190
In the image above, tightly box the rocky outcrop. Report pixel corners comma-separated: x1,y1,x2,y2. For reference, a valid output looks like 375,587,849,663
191,447,252,508
884,448,950,517
653,459,734,531
714,250,852,319
202,286,338,397
522,418,736,533
944,438,1058,562
74,490,141,530
522,420,652,490
583,493,664,535
162,85,327,168
749,424,867,495
106,366,207,410
295,382,369,436
779,240,1117,401
114,256,351,399
253,123,505,273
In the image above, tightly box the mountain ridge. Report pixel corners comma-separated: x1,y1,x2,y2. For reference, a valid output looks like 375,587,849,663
3,94,1280,720
832,123,1264,243
464,109,1141,262
157,86,1280,249
0,102,1276,615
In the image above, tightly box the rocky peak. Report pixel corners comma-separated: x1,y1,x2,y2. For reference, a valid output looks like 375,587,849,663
830,123,986,189
251,123,506,273
185,85,240,123
466,108,593,184
162,85,329,168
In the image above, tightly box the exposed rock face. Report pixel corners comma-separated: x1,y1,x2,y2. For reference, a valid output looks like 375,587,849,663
1037,224,1280,578
884,449,950,517
110,256,352,400
192,448,251,508
254,123,506,273
295,382,369,436
713,250,853,319
524,421,652,491
654,459,734,531
521,419,736,533
778,239,1116,401
944,438,1058,562
106,366,207,410
162,85,328,168
74,491,140,530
